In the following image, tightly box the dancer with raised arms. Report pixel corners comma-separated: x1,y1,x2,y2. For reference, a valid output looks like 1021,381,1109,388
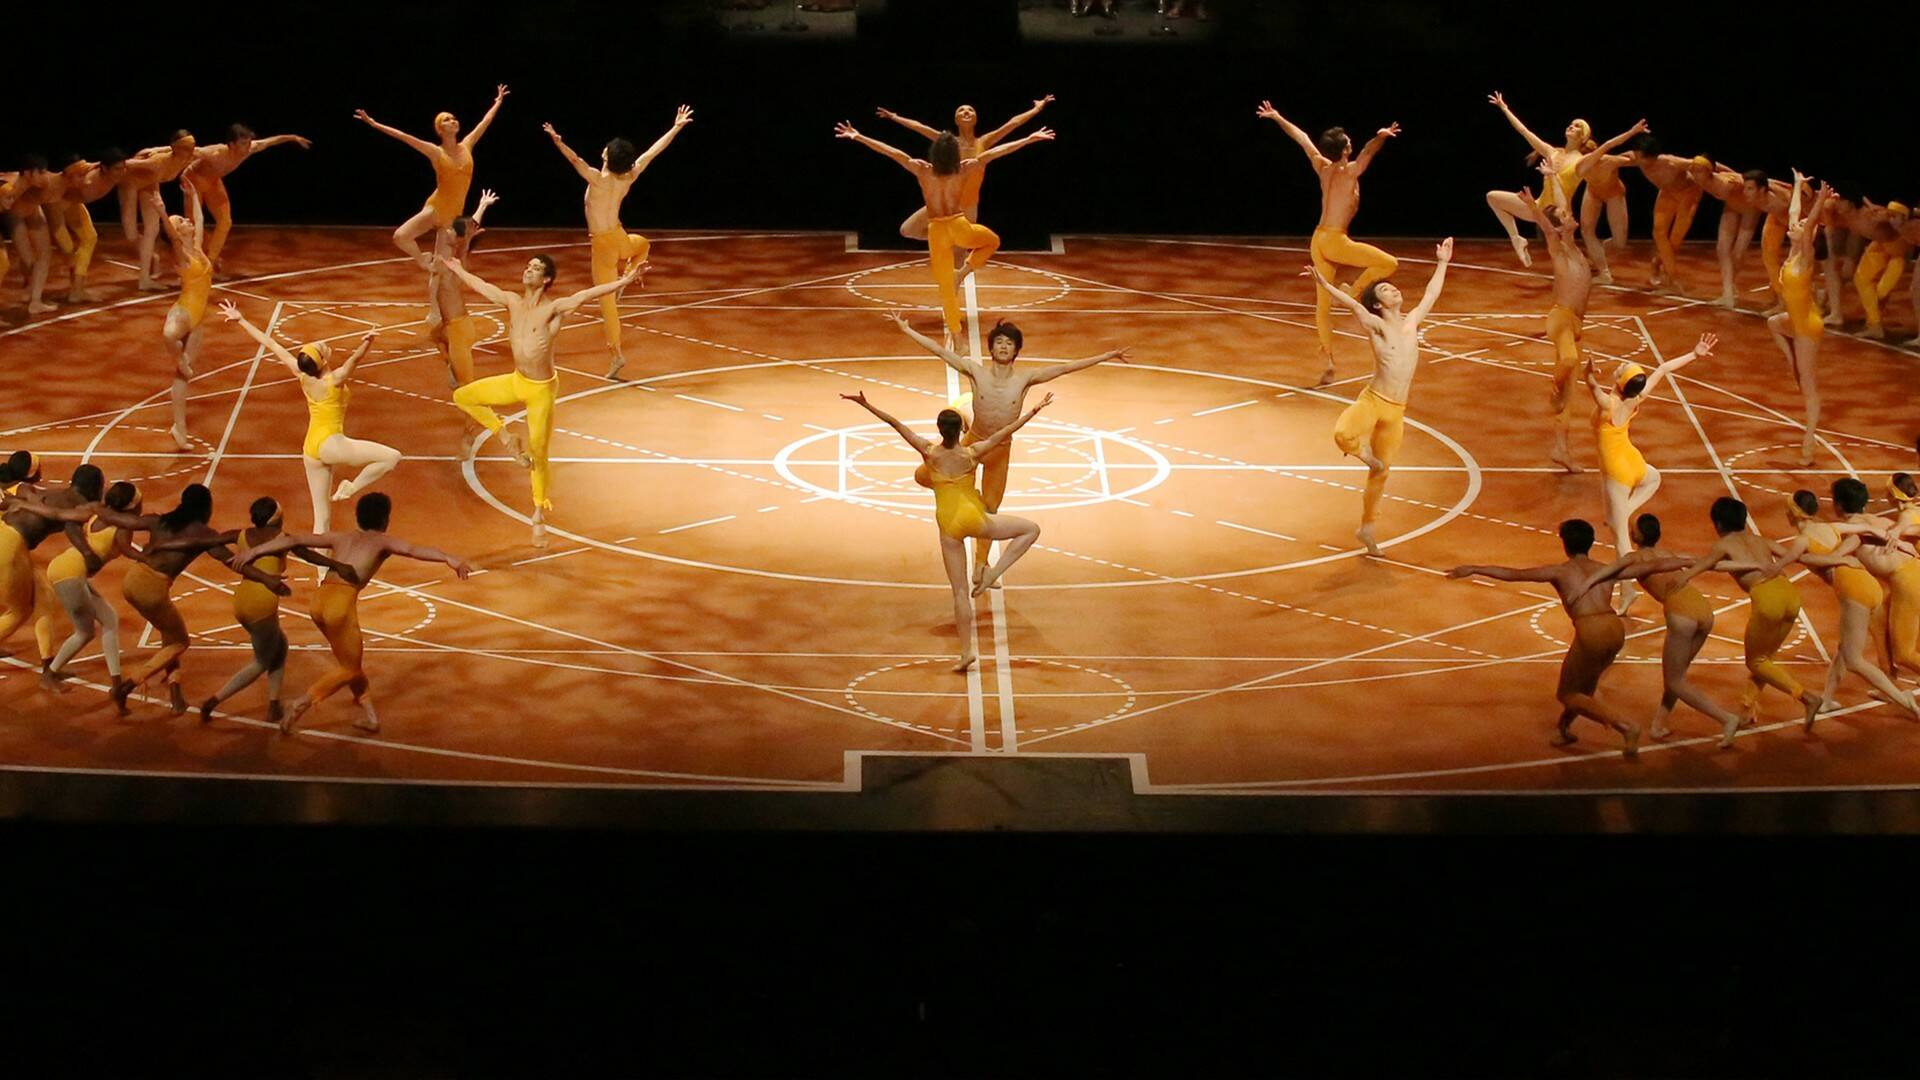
179,124,312,271
355,84,508,269
1483,94,1644,268
873,95,1052,243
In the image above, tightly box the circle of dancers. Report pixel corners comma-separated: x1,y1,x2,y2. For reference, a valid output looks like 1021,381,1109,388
3,87,1918,759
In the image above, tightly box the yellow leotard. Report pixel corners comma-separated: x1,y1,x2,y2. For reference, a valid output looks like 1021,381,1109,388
178,252,213,326
1805,521,1883,609
302,377,350,459
1535,159,1583,211
429,149,474,227
232,530,284,626
1743,573,1806,705
929,463,990,541
1662,582,1714,624
1592,408,1646,489
47,517,119,585
1778,255,1824,339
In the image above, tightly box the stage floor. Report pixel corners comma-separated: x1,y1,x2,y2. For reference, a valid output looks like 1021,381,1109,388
4,227,1919,819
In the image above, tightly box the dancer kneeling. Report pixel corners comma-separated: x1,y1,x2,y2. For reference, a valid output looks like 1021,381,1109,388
841,390,1047,673
1448,519,1642,757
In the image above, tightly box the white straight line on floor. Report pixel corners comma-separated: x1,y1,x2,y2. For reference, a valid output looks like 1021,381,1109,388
658,515,736,535
1216,520,1295,542
961,271,993,753
675,393,743,412
1191,399,1257,417
202,301,282,487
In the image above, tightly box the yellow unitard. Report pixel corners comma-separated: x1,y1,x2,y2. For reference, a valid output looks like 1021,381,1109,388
441,316,480,386
1651,186,1705,283
1779,256,1825,339
454,370,558,511
306,581,369,706
186,172,232,265
1332,386,1407,526
121,562,189,687
429,149,474,228
1742,575,1806,710
52,201,99,278
927,213,1000,338
1546,304,1584,422
929,465,991,541
957,429,1012,578
176,252,213,327
1309,226,1399,355
1853,239,1911,331
590,228,650,353
0,522,58,661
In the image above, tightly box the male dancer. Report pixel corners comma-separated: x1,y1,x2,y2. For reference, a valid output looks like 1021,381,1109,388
1626,137,1705,294
873,96,1053,242
1306,238,1453,555
179,124,313,269
1528,177,1593,473
834,120,1054,346
891,312,1129,588
115,131,197,291
542,105,693,379
1687,160,1770,309
51,151,127,303
440,253,646,546
1573,145,1633,285
1255,101,1400,385
1448,519,1642,757
1849,198,1910,340
425,188,498,393
236,492,472,735
5,156,59,314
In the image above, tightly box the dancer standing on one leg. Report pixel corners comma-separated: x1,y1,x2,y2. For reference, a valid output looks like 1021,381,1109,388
1255,101,1400,385
1669,497,1827,729
1449,519,1643,757
1528,175,1593,473
441,253,646,547
875,96,1053,245
1766,172,1831,465
220,302,398,536
1305,238,1454,556
425,188,497,400
834,120,1053,347
179,124,312,272
841,391,1047,673
543,105,692,380
235,492,473,735
891,312,1128,590
1687,160,1771,309
1627,138,1706,294
50,151,127,303
115,131,196,291
158,185,210,450
355,84,508,269
1587,332,1717,613
1482,93,1643,268
1782,488,1919,724
1578,513,1748,746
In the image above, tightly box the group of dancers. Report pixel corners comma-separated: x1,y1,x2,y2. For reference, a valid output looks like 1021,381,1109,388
3,88,1918,752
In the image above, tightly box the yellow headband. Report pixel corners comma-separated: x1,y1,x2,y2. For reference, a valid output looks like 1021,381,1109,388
1890,477,1918,505
1616,363,1648,393
1889,201,1911,217
1691,154,1711,167
298,344,324,365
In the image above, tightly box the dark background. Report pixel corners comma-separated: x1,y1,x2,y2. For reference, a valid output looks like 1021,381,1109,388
10,1,1916,248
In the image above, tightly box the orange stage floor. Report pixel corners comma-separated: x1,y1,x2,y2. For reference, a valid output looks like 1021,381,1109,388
3,227,1919,805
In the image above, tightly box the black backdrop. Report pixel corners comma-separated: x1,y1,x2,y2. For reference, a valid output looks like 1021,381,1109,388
10,1,1917,246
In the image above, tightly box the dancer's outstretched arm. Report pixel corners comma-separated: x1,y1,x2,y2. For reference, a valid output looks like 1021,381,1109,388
1352,122,1401,173
976,128,1054,165
542,124,598,181
1643,333,1716,396
1447,562,1561,583
332,330,378,383
633,106,694,173
354,110,436,157
979,95,1054,149
249,134,313,153
969,394,1052,457
379,535,474,577
462,85,510,149
219,300,305,375
1590,119,1648,161
440,257,514,306
874,107,940,142
1030,347,1130,385
1254,101,1329,172
1409,238,1455,321
834,123,923,174
553,262,648,316
887,312,980,379
1487,91,1555,159
1303,265,1385,333
841,391,932,455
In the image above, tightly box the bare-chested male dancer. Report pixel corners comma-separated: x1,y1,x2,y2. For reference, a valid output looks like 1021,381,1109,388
440,252,645,546
1255,101,1399,385
50,151,126,304
1687,160,1771,309
1626,137,1705,294
179,124,312,270
115,131,197,291
873,96,1053,243
1306,239,1454,555
1449,519,1642,757
1528,174,1593,473
543,105,692,379
891,312,1129,589
425,188,497,396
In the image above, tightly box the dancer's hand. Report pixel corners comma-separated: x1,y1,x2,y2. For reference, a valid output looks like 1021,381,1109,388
1110,347,1132,363
494,84,510,104
1034,94,1056,110
476,189,499,213
217,299,243,323
874,107,895,120
352,108,372,124
270,578,292,598
1446,566,1475,579
883,310,911,330
1030,392,1054,414
1694,332,1718,357
834,121,859,139
1436,238,1454,262
1487,91,1507,109
360,329,379,346
541,122,561,141
289,136,313,150
450,558,473,580
1255,100,1280,122
840,391,868,406
1627,118,1648,137
1030,127,1056,142
440,256,462,272
674,105,694,127
1377,122,1401,140
623,260,649,285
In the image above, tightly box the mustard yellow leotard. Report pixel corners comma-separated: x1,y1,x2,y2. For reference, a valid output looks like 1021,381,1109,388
1778,254,1825,340
232,530,285,627
1661,580,1714,625
307,579,370,705
47,516,120,585
1534,158,1584,212
177,251,213,327
1546,304,1584,417
303,377,350,460
1881,491,1920,675
429,148,474,228
1742,573,1806,707
1804,521,1884,610
928,462,991,541
1592,369,1648,489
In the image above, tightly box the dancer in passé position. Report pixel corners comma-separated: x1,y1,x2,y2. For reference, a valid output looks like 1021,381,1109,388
1526,173,1594,473
1256,100,1400,385
355,84,509,269
1482,93,1643,268
873,95,1052,244
1766,172,1831,465
1305,238,1453,556
840,390,1047,673
1449,519,1642,757
158,185,211,450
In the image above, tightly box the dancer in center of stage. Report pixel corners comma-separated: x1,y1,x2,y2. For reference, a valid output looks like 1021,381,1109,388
1305,238,1453,556
159,185,210,451
1578,513,1747,746
890,312,1129,590
834,119,1054,346
1586,333,1717,613
180,124,312,272
1449,519,1642,757
425,188,497,401
1256,100,1400,385
544,106,692,380
355,84,508,269
220,303,400,537
1526,174,1593,473
842,391,1047,673
236,493,473,735
874,96,1053,244
1483,93,1644,268
441,252,647,546
1766,172,1831,465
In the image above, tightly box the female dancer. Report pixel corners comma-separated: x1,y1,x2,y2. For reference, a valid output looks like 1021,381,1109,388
1448,519,1641,756
354,84,508,269
874,96,1053,243
159,185,210,451
1829,477,1920,679
1766,172,1831,465
1586,332,1717,612
1482,93,1643,267
1782,488,1917,725
38,482,140,693
221,303,399,535
1670,497,1826,729
1578,513,1746,746
0,463,104,677
1882,474,1920,677
840,390,1047,673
